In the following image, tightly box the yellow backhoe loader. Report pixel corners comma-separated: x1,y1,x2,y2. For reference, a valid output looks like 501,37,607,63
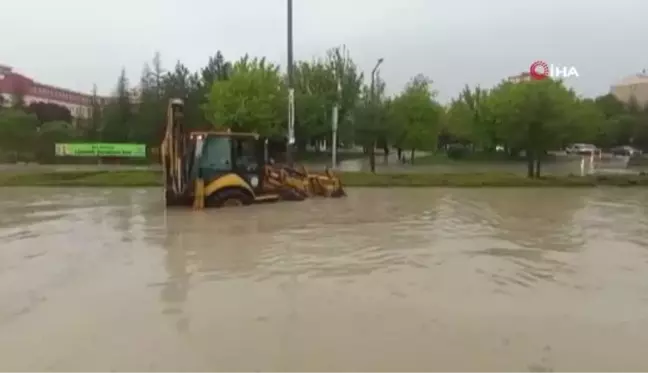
161,98,345,209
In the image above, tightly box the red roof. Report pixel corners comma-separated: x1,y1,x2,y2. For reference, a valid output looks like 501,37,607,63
0,64,99,106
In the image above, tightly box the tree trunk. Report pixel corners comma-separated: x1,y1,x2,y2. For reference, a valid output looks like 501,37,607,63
534,159,541,178
410,148,415,164
296,140,307,153
397,148,402,161
369,142,376,173
526,148,534,178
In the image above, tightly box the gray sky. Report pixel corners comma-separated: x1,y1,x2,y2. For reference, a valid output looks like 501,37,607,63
1,0,647,101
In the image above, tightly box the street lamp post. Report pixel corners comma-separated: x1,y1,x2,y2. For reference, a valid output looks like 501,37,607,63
369,58,384,173
286,0,295,165
331,76,341,168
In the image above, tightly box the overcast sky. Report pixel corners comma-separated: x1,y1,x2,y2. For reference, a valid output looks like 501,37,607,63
1,0,647,101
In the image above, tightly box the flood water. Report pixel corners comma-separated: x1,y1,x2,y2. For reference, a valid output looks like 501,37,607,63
1,187,648,371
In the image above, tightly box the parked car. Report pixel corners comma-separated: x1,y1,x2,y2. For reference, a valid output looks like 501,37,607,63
611,145,642,157
565,143,597,155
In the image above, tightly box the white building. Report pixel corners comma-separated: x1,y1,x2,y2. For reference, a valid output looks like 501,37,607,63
610,72,648,107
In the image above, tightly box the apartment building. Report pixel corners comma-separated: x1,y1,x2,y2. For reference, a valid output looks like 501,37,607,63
610,72,648,107
0,64,105,119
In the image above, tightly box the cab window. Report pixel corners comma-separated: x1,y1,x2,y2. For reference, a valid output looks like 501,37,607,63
199,136,232,171
233,138,259,172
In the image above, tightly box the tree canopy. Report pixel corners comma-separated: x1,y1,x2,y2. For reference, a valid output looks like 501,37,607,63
203,56,285,136
0,47,647,174
389,75,443,161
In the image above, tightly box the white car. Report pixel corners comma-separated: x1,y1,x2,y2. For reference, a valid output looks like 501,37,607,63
566,143,597,155
611,145,643,157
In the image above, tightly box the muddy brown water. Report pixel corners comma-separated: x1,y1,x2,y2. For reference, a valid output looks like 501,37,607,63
1,187,648,371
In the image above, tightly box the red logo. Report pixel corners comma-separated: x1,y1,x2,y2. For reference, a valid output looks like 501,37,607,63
529,61,550,80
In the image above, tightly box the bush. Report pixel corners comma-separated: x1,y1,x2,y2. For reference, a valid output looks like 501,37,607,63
446,144,470,159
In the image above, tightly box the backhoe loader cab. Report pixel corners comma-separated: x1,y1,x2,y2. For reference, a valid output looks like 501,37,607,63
161,98,345,209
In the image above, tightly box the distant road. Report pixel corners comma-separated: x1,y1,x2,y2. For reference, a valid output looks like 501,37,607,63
1,151,646,176
0,164,161,173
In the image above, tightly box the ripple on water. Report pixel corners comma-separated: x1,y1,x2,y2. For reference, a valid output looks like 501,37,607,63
473,246,575,291
3,187,648,371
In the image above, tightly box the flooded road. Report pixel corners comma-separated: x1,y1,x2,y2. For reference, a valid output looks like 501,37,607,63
1,187,648,371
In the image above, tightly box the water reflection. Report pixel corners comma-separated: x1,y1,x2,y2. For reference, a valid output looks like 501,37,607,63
159,217,191,334
154,190,445,283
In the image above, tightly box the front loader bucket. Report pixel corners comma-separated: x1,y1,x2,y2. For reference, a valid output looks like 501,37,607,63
306,166,346,198
263,164,346,200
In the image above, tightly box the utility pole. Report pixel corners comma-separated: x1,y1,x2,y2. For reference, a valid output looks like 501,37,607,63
331,77,341,168
286,0,295,165
369,58,384,173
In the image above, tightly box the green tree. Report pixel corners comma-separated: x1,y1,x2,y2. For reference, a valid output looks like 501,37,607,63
293,59,336,150
324,46,364,146
352,73,390,171
130,63,161,146
203,56,285,136
25,102,72,124
446,85,498,152
595,93,626,118
0,109,39,161
35,120,76,162
563,98,605,148
151,52,165,101
102,68,133,142
389,74,443,163
289,47,363,152
189,52,232,130
163,62,193,101
593,94,635,147
592,94,648,149
164,61,202,128
487,79,584,178
84,84,103,141
631,103,648,149
200,51,232,91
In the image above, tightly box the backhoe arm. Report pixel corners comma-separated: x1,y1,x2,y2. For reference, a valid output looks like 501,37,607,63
161,98,190,205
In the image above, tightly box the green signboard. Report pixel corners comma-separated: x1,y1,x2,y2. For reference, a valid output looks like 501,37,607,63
55,143,146,158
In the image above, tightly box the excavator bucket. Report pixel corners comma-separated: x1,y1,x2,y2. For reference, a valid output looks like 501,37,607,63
267,164,346,199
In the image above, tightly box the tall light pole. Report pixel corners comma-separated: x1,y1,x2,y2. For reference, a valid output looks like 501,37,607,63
286,0,295,165
369,58,384,173
331,75,341,168
370,58,384,101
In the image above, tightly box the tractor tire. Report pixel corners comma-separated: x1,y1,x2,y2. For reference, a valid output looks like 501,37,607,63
206,188,253,208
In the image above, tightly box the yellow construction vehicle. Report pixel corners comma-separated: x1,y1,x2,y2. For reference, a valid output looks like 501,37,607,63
161,98,345,208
